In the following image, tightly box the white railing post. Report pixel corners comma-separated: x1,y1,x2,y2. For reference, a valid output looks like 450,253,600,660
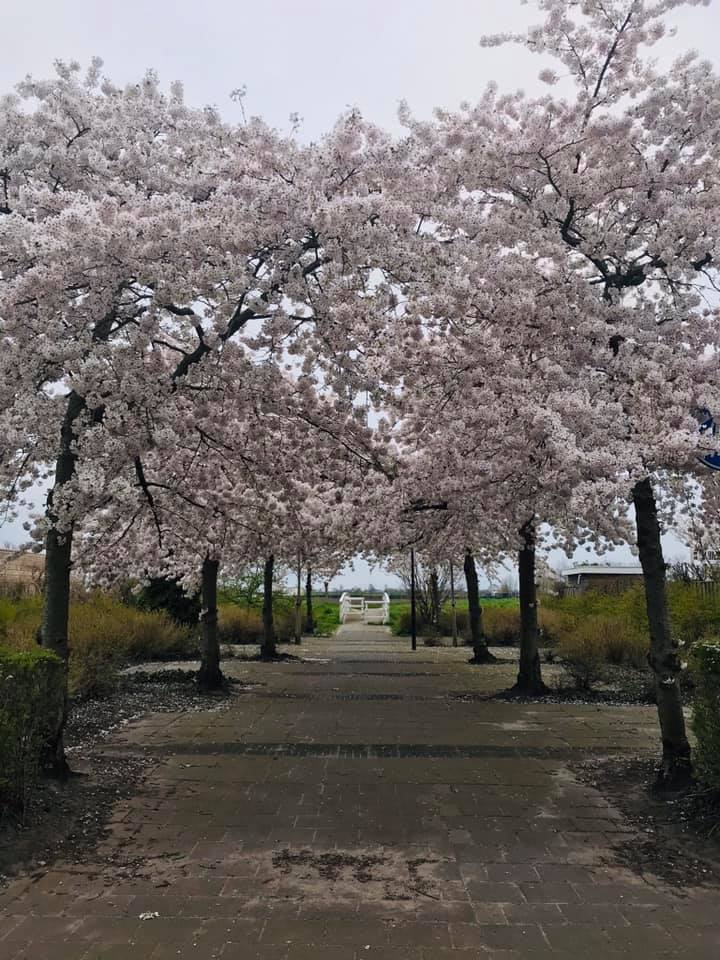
339,591,350,623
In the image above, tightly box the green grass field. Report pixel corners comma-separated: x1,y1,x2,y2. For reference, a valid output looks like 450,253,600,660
309,600,340,635
386,597,517,635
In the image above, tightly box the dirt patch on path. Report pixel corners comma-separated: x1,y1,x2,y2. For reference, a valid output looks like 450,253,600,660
580,755,720,890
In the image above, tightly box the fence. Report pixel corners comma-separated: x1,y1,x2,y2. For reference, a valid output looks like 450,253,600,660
563,576,720,600
0,550,44,597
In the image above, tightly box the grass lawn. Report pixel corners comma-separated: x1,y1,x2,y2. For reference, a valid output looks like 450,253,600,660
387,597,518,634
309,599,340,635
305,596,519,637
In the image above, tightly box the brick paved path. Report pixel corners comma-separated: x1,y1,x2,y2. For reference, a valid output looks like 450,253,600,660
2,624,720,958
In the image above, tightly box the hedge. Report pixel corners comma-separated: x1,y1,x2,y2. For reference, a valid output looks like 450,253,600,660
0,646,64,821
691,638,720,789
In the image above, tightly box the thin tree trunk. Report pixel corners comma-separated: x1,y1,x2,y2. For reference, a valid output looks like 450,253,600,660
465,549,495,664
38,391,87,779
633,477,693,790
197,556,224,691
261,554,277,659
410,547,417,652
515,520,546,694
429,568,441,627
294,555,302,644
305,565,314,634
450,560,458,648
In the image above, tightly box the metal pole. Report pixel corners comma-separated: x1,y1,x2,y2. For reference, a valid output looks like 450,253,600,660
410,547,417,651
450,559,458,647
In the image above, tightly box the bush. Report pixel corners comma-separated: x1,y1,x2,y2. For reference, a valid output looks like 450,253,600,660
218,605,264,644
1,595,194,699
538,608,565,644
0,646,64,821
691,638,720,789
392,607,460,639
557,615,648,690
558,621,613,690
668,583,720,646
218,600,296,645
483,607,521,644
134,577,201,627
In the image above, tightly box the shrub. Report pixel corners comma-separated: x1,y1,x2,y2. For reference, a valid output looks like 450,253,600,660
134,577,201,627
668,582,720,647
0,646,64,821
218,605,264,644
483,607,520,645
218,600,296,645
558,621,613,690
391,607,414,637
690,638,720,789
0,595,194,699
67,599,194,698
557,614,649,690
538,608,565,644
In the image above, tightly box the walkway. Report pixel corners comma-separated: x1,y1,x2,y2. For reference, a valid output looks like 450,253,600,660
1,624,719,958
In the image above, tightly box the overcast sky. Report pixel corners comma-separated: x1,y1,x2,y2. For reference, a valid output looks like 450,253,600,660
2,1,718,589
4,1,719,140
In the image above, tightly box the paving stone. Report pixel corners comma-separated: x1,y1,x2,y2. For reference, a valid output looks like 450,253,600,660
464,881,525,904
519,882,579,904
451,922,545,951
3,625,719,959
486,864,540,884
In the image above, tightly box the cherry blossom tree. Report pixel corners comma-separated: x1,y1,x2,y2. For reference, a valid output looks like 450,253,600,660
0,62,402,771
393,0,720,785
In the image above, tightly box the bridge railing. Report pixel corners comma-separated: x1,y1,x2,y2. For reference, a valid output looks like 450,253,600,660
363,592,390,625
339,593,366,623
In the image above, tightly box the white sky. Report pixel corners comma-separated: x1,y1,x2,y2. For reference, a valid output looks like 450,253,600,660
3,1,719,141
2,0,718,589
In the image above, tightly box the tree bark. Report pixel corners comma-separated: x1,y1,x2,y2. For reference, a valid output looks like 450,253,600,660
197,556,224,691
294,556,302,645
410,547,417,652
429,568,441,627
38,391,87,778
305,566,314,634
449,560,458,648
514,520,546,694
633,477,693,790
465,549,494,664
261,554,277,659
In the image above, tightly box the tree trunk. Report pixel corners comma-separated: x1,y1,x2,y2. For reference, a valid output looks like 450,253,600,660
261,554,277,659
197,556,224,691
429,568,441,627
465,549,494,664
305,566,314,634
294,556,302,645
410,547,417,652
633,477,693,790
450,560,458,648
515,520,546,694
38,391,87,779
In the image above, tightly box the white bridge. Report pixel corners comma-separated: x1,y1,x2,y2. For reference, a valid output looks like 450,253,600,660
339,592,390,625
